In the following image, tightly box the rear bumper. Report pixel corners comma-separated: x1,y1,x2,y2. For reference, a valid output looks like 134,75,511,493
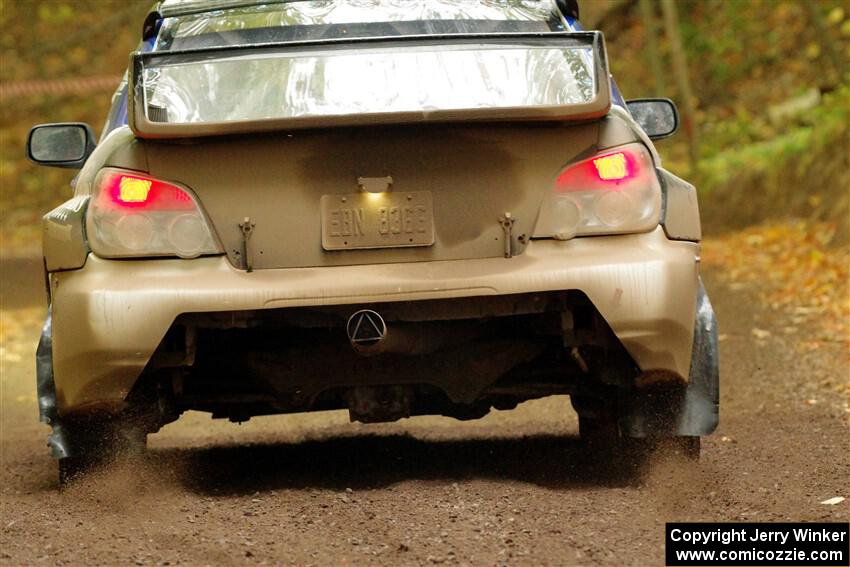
50,226,699,415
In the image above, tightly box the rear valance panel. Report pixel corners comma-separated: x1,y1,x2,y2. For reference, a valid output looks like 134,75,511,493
129,32,610,138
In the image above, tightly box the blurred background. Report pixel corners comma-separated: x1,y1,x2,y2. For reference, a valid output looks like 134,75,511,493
0,0,848,249
1,5,848,562
1,0,848,251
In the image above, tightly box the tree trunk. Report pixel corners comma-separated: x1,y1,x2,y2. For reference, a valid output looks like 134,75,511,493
660,0,700,172
639,0,666,97
802,1,845,85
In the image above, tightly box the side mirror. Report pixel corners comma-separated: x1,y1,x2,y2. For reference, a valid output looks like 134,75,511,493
26,123,96,169
626,99,679,140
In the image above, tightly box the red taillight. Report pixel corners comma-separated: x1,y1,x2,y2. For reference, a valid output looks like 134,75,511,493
533,143,661,239
99,171,195,211
88,168,221,258
555,150,639,191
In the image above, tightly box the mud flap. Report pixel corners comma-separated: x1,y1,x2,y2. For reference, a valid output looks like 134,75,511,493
675,278,720,435
620,278,719,437
36,307,73,459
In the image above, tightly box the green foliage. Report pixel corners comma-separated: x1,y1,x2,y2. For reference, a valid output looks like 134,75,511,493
602,0,849,234
701,86,849,183
697,85,849,235
37,3,74,25
0,1,151,251
608,0,849,116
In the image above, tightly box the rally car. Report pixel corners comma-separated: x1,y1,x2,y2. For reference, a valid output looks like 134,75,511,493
27,0,718,481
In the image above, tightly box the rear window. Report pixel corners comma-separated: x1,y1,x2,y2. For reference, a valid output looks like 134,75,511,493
155,0,566,51
132,1,607,134
141,40,595,125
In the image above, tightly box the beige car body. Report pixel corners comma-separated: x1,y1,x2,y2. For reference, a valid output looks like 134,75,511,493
32,6,716,470
44,112,702,416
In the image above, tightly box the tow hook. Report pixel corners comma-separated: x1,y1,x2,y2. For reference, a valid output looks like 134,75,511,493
498,212,515,259
238,217,255,272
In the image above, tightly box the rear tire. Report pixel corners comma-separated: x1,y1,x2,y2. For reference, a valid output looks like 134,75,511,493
56,418,148,485
578,415,620,452
622,435,701,462
666,435,701,460
58,455,93,484
579,414,701,464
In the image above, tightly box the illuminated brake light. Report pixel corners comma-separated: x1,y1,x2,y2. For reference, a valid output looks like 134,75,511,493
593,152,628,181
538,143,661,239
555,148,641,191
100,171,195,211
89,167,221,259
118,177,152,203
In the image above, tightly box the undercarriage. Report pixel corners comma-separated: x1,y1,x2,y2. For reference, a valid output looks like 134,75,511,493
141,291,639,425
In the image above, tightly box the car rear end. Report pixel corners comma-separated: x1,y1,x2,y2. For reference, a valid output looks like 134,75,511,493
36,0,717,469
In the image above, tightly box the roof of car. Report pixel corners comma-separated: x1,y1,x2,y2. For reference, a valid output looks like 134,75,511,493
158,0,276,17
155,0,578,20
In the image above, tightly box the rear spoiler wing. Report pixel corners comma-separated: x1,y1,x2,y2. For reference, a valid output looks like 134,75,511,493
128,31,611,139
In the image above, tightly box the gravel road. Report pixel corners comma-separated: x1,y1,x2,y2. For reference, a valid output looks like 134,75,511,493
1,256,847,566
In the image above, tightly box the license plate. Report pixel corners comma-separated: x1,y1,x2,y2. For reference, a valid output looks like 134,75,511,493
321,191,435,250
